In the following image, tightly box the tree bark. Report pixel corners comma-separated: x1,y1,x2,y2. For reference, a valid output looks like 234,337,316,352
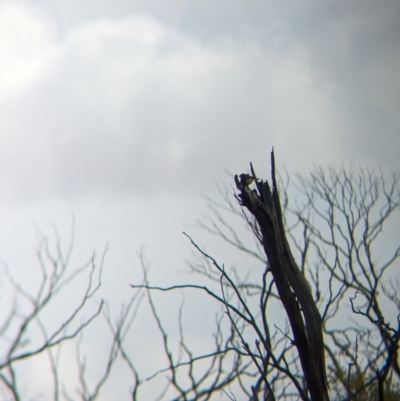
235,150,329,401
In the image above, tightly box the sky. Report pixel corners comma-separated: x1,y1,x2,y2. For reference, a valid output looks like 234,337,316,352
0,0,399,399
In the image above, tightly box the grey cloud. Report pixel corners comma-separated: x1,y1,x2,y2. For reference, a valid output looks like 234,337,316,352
272,1,400,166
0,2,399,204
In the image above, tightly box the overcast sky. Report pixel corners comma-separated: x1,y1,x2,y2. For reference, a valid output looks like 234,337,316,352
0,0,399,399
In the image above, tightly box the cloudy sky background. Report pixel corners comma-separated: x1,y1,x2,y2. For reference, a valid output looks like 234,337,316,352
0,0,399,399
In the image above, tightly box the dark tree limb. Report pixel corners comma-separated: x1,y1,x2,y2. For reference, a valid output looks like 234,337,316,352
234,150,329,401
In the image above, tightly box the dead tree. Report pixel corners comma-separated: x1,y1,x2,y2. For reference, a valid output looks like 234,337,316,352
127,153,399,400
0,224,114,401
287,164,400,401
234,150,329,401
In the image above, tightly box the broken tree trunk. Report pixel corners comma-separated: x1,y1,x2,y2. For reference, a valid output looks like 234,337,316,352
235,150,329,401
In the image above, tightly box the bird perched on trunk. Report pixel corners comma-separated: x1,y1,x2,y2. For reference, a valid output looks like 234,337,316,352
240,173,256,187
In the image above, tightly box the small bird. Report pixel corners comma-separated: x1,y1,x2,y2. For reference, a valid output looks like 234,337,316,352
240,173,256,187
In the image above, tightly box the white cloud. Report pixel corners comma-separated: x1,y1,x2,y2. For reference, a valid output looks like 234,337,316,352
0,4,58,95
